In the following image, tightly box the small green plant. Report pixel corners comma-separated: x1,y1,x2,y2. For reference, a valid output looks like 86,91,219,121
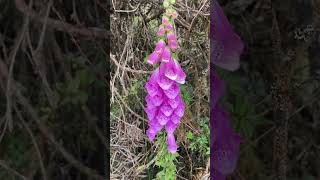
180,84,193,106
230,95,265,139
154,132,179,180
217,69,267,139
186,117,210,157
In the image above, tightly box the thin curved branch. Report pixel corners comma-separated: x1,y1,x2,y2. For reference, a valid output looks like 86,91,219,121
0,160,27,180
15,0,109,39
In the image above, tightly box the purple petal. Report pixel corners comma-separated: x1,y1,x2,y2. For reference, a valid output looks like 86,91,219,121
157,26,166,37
161,47,171,63
145,107,158,120
167,95,182,109
165,120,178,134
173,60,186,84
211,106,242,175
147,51,161,65
155,40,166,54
160,102,174,116
167,133,178,153
146,128,157,141
165,24,173,32
162,16,170,25
170,113,181,124
168,32,178,50
151,93,164,106
174,102,185,117
157,74,174,90
211,0,244,71
163,83,180,99
146,88,164,106
157,111,170,125
149,119,163,132
212,148,238,175
145,95,156,108
161,59,178,80
145,81,159,97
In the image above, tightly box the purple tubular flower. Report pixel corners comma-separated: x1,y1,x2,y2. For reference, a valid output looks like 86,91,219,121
147,40,166,65
147,51,161,65
151,93,164,106
147,121,163,141
160,102,174,116
160,59,185,84
211,0,244,179
145,3,185,153
150,119,163,132
211,0,244,71
157,26,166,37
157,73,174,90
170,113,181,124
174,103,185,117
168,32,178,50
161,46,172,63
167,95,182,109
173,60,186,84
165,24,174,32
162,16,170,25
145,81,159,97
146,128,157,141
211,106,242,175
161,59,177,80
165,120,178,134
145,107,158,120
163,83,180,99
157,111,170,125
145,95,156,108
155,40,166,54
167,133,178,153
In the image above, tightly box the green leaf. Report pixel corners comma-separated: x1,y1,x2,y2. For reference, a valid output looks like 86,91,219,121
186,131,193,140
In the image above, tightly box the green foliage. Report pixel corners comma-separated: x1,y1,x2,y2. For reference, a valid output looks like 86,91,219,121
216,69,266,139
55,55,97,106
128,79,144,97
186,117,210,157
0,131,32,179
229,95,265,139
180,84,193,106
154,132,178,180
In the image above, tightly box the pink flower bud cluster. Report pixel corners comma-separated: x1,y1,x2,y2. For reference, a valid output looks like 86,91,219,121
145,0,185,153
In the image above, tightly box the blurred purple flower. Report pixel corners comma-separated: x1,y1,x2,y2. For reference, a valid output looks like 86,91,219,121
147,40,166,64
161,46,172,63
211,0,244,179
167,132,178,153
211,69,225,107
157,25,166,37
211,106,242,175
211,0,244,71
165,24,174,32
168,32,178,50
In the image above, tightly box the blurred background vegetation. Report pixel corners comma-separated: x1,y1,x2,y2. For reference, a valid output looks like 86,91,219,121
219,0,320,179
0,0,107,179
